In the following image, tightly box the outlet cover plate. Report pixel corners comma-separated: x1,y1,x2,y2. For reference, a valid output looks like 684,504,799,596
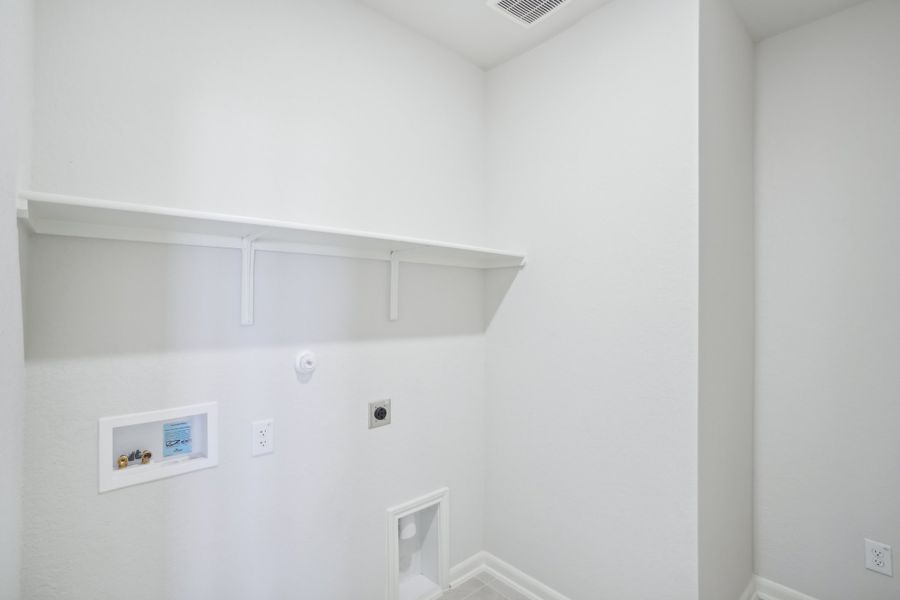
252,419,274,456
866,539,893,576
368,399,391,429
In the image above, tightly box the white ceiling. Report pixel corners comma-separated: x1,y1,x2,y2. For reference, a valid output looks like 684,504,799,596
358,0,873,69
356,0,613,69
731,0,870,40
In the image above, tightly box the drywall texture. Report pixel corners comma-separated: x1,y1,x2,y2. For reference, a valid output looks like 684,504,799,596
484,1,701,598
756,2,900,599
32,0,487,246
0,0,31,596
23,259,486,599
698,0,755,598
23,1,489,598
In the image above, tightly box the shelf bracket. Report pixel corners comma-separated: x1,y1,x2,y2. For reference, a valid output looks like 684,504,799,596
389,251,400,322
241,235,260,326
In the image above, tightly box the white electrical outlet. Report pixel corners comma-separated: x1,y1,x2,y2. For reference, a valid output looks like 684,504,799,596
251,419,274,456
866,539,893,577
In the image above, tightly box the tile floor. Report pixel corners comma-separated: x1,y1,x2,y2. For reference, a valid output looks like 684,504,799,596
438,572,530,600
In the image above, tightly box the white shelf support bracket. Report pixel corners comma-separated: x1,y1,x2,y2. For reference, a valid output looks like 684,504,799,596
241,235,259,326
15,197,29,219
389,251,400,322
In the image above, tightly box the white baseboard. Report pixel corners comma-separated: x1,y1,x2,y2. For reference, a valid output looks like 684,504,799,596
449,551,490,585
453,559,819,600
482,553,573,600
739,577,757,600
449,551,572,600
754,577,821,600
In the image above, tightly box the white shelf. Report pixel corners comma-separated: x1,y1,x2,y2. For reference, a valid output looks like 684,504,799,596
17,191,526,324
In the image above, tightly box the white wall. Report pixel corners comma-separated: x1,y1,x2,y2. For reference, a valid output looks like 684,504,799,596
0,0,31,596
756,2,900,599
23,1,489,598
483,1,701,598
32,0,487,246
698,0,755,598
23,275,487,599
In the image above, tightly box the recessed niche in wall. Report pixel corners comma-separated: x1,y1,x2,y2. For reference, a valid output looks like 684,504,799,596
98,402,218,493
387,488,450,600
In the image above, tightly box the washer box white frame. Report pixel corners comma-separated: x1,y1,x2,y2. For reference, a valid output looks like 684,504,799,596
98,402,219,493
386,487,450,600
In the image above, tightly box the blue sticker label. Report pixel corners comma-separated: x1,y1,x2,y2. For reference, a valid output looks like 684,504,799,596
164,421,192,457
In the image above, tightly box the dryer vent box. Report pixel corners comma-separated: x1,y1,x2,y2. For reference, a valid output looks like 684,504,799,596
387,488,450,600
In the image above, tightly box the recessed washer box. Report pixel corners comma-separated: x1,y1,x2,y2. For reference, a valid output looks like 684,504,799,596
98,402,218,493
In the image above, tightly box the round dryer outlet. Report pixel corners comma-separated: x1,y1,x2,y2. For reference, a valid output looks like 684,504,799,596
368,399,391,429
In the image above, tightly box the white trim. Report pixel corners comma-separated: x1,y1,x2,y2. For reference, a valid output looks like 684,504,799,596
386,488,450,600
755,577,821,600
446,551,572,600
482,554,572,600
739,577,757,600
448,557,830,600
449,551,490,586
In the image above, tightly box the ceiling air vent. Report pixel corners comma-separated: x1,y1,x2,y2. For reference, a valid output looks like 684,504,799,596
487,0,571,28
